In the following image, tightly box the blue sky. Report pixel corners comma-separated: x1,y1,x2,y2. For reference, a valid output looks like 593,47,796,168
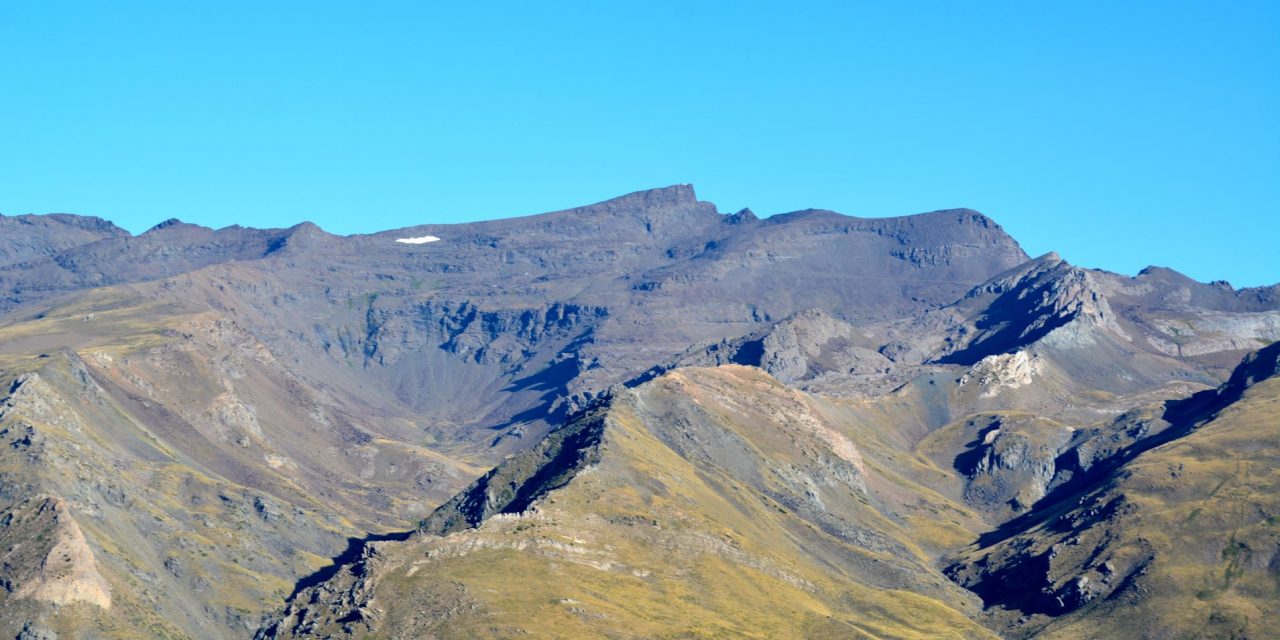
2,1,1277,286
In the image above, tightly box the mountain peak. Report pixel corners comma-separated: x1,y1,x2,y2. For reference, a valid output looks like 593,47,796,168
286,221,335,240
725,207,758,224
143,218,210,235
148,218,184,231
581,184,701,213
938,255,1125,365
38,214,129,236
0,213,131,269
1137,265,1195,283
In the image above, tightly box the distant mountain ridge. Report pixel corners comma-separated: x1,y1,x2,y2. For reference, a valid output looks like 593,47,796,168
2,186,1042,458
0,186,1276,639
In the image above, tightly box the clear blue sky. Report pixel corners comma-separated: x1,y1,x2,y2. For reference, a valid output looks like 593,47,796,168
2,2,1277,286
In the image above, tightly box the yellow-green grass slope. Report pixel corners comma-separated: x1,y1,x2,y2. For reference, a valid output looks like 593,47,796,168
0,288,478,639
264,365,996,639
949,343,1280,639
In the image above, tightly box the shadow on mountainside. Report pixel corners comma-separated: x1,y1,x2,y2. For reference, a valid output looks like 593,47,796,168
935,286,1077,367
287,530,414,600
946,343,1280,619
971,386,1220,551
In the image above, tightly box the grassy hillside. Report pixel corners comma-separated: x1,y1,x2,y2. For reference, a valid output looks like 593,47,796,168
948,345,1280,638
0,292,478,639
264,366,997,639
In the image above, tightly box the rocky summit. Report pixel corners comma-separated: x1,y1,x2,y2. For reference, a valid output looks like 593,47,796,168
0,186,1276,639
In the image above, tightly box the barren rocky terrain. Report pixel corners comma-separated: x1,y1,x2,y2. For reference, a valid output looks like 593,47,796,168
1,186,1276,638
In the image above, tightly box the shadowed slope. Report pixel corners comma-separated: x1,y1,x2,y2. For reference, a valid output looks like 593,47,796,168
945,342,1280,638
2,187,1276,639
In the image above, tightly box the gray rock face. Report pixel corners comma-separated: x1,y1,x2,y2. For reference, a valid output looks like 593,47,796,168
2,185,1278,639
417,408,608,536
1,186,1034,457
0,213,127,269
934,254,1127,365
946,342,1280,630
632,308,904,399
928,253,1279,370
16,621,58,640
951,414,1074,517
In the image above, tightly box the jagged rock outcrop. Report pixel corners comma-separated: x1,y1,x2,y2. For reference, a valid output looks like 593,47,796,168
936,254,1129,366
958,351,1045,398
358,300,608,368
0,186,1276,639
940,414,1074,518
633,308,900,398
945,342,1280,637
915,252,1278,377
418,409,608,535
258,366,992,639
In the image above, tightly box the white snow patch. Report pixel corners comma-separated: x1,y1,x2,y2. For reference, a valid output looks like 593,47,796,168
395,235,441,244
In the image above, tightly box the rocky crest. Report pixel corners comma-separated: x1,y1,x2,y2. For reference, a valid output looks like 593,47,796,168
0,186,1276,638
258,365,990,639
936,254,1129,365
945,342,1280,635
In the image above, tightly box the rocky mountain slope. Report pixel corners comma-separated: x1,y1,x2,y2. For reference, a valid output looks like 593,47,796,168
260,365,997,640
947,342,1280,638
0,185,1276,638
1,185,1037,464
257,341,1280,640
0,301,478,638
0,213,128,271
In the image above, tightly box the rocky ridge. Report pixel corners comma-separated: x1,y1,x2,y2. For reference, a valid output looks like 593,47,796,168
0,186,1276,638
945,342,1280,637
259,365,995,639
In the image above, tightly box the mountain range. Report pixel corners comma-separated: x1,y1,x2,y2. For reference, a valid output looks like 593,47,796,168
0,186,1276,639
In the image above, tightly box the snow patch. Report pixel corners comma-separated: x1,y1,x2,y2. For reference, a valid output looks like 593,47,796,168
396,235,441,244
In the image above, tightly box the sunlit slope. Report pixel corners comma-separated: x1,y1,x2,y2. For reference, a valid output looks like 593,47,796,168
263,365,996,639
0,291,478,639
948,343,1280,639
